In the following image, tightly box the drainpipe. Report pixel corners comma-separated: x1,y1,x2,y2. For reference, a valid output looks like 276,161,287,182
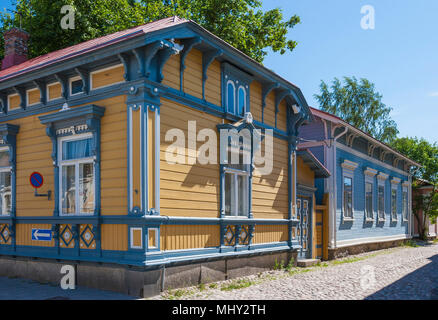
329,125,348,249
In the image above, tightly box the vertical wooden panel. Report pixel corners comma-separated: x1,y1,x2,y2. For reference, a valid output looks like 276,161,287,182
148,109,155,210
297,156,315,187
8,94,20,110
15,224,54,247
131,107,141,208
27,89,40,106
160,225,219,250
252,225,288,244
101,224,127,251
48,83,62,100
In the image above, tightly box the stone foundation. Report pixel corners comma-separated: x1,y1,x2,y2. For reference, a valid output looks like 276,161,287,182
0,249,297,298
328,239,406,260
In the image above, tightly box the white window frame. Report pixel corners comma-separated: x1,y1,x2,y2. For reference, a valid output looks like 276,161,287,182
341,160,357,221
58,132,95,216
130,227,143,249
7,93,20,111
0,146,12,216
26,88,40,107
342,174,354,220
224,167,249,218
364,167,377,221
402,183,409,222
391,178,400,222
377,172,388,222
46,82,62,102
147,228,159,249
69,76,84,96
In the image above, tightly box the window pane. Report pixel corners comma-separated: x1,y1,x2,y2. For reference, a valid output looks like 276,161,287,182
225,173,232,215
227,82,235,113
0,172,11,215
0,151,9,167
62,138,92,160
392,189,397,218
62,165,76,214
366,182,373,218
403,191,408,219
344,177,352,217
80,163,94,214
378,185,385,218
71,79,84,95
237,175,247,216
238,87,245,116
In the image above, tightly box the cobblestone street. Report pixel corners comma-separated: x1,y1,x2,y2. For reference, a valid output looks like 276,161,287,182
154,242,438,300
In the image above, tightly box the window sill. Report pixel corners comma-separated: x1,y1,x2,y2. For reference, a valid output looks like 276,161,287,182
365,218,374,223
378,218,386,223
342,217,354,222
223,215,249,219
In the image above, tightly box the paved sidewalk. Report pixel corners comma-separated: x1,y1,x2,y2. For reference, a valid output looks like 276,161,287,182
153,242,438,300
0,277,137,300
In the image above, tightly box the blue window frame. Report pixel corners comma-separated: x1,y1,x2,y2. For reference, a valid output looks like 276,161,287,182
70,77,84,96
222,62,252,117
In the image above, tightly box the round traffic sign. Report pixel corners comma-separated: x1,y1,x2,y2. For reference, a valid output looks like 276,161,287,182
30,172,44,189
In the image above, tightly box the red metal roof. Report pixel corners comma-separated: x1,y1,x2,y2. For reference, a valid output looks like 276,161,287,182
0,16,188,82
308,106,421,167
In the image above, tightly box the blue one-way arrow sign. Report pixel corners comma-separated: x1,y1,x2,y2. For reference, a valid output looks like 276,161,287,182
31,229,52,241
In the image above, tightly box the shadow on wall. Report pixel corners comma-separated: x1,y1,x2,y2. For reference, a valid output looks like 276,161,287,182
365,252,438,300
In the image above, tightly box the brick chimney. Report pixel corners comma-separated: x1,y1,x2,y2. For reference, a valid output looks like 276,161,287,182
1,28,30,70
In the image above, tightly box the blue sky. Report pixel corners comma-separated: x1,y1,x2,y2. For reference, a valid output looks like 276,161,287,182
2,1,436,143
261,0,438,143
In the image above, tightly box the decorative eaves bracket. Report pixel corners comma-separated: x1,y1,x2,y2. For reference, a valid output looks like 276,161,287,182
0,93,7,114
12,86,26,110
54,73,68,100
32,80,46,105
74,67,90,95
180,37,202,91
157,41,184,83
118,52,131,81
261,81,279,122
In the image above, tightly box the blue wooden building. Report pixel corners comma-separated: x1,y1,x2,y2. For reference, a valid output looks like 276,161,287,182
298,108,420,258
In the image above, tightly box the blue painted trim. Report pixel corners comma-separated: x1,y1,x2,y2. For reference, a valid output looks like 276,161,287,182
39,104,105,217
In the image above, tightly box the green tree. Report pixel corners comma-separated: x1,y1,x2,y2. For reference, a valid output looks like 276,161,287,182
391,137,438,183
391,137,438,240
314,77,399,144
412,182,438,240
0,0,300,63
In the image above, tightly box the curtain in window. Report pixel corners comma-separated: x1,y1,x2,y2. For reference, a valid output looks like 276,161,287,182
62,138,92,160
0,151,10,167
0,172,11,215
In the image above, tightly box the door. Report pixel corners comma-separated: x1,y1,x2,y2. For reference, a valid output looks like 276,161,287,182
297,196,311,259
